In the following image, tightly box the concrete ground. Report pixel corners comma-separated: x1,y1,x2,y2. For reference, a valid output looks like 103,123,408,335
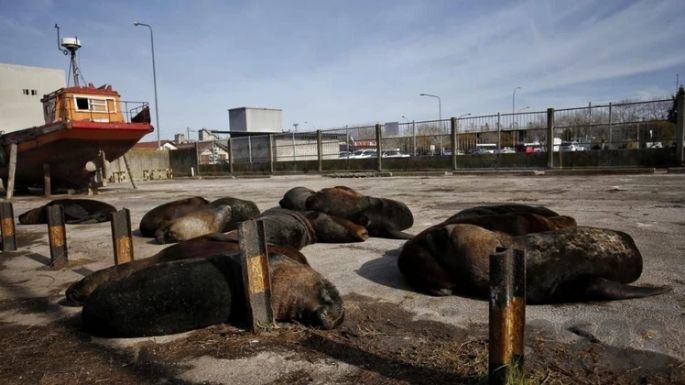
0,173,683,384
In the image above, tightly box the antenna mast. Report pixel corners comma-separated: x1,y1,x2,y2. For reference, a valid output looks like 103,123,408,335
55,24,83,87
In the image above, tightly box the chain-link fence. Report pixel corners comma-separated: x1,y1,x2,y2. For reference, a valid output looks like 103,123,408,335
191,94,681,175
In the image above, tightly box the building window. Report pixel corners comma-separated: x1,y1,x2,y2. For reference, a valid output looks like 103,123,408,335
31,89,37,96
22,89,29,95
75,97,90,110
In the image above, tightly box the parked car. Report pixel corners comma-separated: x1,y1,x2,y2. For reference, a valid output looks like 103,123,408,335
339,151,351,158
382,149,410,158
349,149,377,159
559,141,583,152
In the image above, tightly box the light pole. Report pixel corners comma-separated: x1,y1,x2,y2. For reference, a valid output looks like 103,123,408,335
134,22,160,150
420,93,442,155
458,113,471,119
518,106,530,112
512,86,521,115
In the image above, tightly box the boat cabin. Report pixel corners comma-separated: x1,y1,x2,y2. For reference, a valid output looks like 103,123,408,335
41,83,125,124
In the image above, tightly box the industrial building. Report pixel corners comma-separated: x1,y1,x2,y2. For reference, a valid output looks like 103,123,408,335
0,63,66,133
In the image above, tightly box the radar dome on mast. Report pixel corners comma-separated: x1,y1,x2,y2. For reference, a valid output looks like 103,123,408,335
55,24,83,87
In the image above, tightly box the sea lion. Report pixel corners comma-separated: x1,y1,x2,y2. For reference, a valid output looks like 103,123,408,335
18,199,117,224
446,203,560,221
81,249,344,337
65,233,307,306
305,186,414,239
209,197,261,231
155,205,232,244
256,208,317,249
304,211,369,243
442,212,576,236
279,187,315,211
397,224,671,303
139,196,209,237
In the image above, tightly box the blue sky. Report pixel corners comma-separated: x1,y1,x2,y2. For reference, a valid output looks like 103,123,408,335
1,0,684,141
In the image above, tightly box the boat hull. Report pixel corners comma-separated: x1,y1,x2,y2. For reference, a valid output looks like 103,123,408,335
0,120,153,189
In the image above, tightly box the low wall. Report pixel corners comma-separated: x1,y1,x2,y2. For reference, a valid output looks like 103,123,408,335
109,149,171,182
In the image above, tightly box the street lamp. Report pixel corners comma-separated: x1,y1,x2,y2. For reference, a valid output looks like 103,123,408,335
512,86,522,115
419,93,442,123
134,22,161,150
458,113,471,119
518,106,530,112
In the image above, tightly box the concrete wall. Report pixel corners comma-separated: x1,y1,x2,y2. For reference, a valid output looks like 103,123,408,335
109,149,171,181
0,63,65,132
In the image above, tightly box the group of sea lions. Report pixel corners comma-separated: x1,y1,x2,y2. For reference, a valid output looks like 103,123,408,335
17,187,671,338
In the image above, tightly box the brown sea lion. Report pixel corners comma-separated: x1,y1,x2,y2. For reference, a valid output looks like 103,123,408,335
154,205,233,244
18,199,116,224
397,224,671,303
139,196,209,237
208,197,261,231
446,203,560,221
279,187,315,211
80,247,343,337
65,233,307,306
305,186,414,239
304,211,369,243
442,212,576,236
256,208,317,249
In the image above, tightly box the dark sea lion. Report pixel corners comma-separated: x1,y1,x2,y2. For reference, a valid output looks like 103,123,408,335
155,205,232,244
256,208,317,249
18,199,116,224
446,203,560,221
65,233,307,306
279,187,315,211
139,196,209,237
209,197,260,231
81,250,344,337
442,212,576,236
304,211,369,243
305,186,414,239
398,224,671,303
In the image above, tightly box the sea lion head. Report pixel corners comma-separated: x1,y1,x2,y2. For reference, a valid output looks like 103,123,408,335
18,207,46,224
306,279,345,330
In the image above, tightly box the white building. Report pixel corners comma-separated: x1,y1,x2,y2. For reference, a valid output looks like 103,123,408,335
0,63,66,133
228,107,282,133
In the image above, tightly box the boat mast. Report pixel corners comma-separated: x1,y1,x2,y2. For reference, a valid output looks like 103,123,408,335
55,24,83,87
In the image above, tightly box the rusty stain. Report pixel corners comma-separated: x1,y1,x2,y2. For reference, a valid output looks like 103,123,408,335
247,256,266,294
49,226,65,248
115,237,133,264
1,218,14,236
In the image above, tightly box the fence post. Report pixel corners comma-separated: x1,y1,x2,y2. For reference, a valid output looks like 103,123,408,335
450,117,458,170
268,134,275,175
111,208,134,265
194,141,201,176
5,144,17,200
546,108,555,168
248,136,253,165
0,202,16,251
316,130,323,172
228,138,234,175
412,120,417,157
676,87,685,166
375,124,383,172
497,112,501,153
608,102,613,149
239,219,274,332
489,247,526,385
47,205,68,268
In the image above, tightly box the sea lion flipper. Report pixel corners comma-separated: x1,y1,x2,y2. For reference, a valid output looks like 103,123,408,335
558,277,672,302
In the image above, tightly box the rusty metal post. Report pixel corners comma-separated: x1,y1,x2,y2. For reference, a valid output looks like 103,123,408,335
489,247,526,385
546,108,555,169
316,130,323,172
239,219,274,331
0,201,17,251
451,117,458,170
676,87,684,166
228,138,235,175
47,205,68,268
6,143,17,200
111,208,134,265
375,124,383,172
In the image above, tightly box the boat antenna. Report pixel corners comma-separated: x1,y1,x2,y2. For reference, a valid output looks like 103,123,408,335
55,24,83,87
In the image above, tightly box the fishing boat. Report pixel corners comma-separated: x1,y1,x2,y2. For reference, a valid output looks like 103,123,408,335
0,26,153,191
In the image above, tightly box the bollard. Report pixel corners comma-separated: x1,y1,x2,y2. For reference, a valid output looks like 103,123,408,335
489,247,526,385
111,208,134,265
0,201,17,251
47,205,68,268
238,219,274,331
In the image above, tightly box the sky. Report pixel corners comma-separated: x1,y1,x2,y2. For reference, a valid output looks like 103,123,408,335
1,0,684,141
